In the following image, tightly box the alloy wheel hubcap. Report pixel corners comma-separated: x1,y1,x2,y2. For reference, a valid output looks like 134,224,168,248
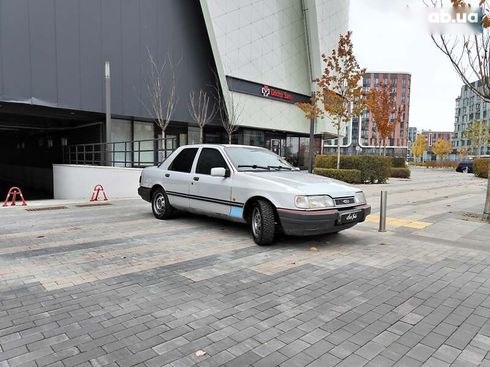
154,193,165,213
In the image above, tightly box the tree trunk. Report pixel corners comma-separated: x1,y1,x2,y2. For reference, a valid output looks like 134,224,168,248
200,126,204,144
228,133,232,144
478,124,482,158
336,125,341,169
161,129,167,160
483,163,490,223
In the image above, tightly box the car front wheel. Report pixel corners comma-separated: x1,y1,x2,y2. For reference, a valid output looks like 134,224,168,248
151,187,174,220
250,200,276,245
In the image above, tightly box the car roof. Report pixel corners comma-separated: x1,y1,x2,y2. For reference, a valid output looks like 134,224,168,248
178,144,267,149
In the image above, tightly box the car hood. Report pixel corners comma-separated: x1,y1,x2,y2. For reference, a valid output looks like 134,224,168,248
245,170,360,197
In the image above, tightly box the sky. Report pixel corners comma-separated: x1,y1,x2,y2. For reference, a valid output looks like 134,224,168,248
349,0,465,132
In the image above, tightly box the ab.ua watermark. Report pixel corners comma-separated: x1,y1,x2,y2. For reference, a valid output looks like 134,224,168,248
405,5,488,34
428,8,480,25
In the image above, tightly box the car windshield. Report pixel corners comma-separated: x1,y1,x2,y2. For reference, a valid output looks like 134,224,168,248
225,146,295,171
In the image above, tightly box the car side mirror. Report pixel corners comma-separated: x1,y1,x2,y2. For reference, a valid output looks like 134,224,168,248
211,167,227,177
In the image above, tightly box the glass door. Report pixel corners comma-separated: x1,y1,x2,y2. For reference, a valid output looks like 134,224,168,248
270,139,281,155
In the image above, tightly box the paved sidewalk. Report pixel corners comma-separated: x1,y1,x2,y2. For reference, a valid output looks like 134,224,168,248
1,168,490,367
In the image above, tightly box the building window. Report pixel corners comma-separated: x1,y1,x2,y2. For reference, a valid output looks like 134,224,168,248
134,121,155,166
243,130,265,147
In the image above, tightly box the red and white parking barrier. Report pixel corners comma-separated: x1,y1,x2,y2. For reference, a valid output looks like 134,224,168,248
89,184,108,202
3,187,27,207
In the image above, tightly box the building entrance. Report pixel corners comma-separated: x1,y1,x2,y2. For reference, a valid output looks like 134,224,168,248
270,139,281,155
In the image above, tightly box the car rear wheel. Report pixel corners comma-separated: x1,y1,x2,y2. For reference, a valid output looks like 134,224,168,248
250,200,276,245
151,187,174,220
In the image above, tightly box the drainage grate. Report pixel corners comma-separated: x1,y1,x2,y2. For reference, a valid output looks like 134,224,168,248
25,206,68,212
76,202,112,208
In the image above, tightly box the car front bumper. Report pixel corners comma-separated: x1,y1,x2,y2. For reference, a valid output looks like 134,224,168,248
277,205,371,236
138,186,151,202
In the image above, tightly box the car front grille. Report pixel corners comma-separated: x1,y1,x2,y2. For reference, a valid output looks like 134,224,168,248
334,197,355,206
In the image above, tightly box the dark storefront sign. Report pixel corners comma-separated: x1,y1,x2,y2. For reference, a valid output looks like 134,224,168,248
226,76,310,104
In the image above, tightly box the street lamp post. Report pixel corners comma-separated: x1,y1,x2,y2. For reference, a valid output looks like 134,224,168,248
105,61,111,166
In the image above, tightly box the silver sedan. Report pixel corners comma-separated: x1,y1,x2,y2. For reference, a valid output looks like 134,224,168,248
138,144,371,245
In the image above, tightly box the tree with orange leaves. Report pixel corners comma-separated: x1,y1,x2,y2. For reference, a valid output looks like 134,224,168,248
296,32,366,169
366,84,405,156
411,134,427,163
433,138,452,160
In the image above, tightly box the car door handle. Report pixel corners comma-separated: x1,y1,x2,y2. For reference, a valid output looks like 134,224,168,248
165,173,170,178
193,177,199,181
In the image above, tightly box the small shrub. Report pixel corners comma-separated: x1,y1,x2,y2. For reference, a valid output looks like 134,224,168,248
313,168,362,184
416,161,458,169
314,155,391,184
391,157,406,168
474,158,490,178
390,167,411,178
314,155,337,169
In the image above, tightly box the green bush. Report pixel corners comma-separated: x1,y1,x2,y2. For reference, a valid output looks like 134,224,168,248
391,157,406,168
314,155,337,169
416,161,458,169
313,168,362,184
474,158,490,178
390,167,411,178
314,155,391,184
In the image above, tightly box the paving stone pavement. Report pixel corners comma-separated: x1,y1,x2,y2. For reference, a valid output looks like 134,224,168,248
1,168,490,366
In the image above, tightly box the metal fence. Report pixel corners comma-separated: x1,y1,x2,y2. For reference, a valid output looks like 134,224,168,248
63,137,177,167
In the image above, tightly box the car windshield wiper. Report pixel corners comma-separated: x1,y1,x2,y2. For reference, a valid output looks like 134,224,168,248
237,165,271,170
267,166,293,171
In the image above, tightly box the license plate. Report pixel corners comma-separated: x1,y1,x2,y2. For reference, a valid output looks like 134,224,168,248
338,210,362,225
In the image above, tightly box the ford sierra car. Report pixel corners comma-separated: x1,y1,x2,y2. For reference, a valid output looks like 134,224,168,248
138,144,371,245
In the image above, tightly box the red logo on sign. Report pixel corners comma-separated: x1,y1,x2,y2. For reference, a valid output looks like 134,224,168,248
261,85,270,97
261,85,291,101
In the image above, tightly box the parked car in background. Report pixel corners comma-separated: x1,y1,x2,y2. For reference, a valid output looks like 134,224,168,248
456,160,473,173
138,145,371,245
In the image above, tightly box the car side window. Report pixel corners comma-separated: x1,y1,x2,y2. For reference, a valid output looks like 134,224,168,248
196,148,229,175
169,148,198,173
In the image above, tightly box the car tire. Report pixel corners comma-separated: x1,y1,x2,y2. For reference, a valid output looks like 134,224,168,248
250,200,276,245
151,187,174,220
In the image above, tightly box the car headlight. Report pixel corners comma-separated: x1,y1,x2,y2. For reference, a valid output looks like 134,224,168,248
295,195,335,209
354,192,366,204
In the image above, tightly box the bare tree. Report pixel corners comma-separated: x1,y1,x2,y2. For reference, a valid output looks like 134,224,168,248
425,0,490,221
212,73,243,144
140,49,178,157
425,0,490,102
188,89,217,144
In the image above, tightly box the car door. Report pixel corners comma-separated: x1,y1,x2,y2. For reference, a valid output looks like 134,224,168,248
163,147,199,210
189,148,234,217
